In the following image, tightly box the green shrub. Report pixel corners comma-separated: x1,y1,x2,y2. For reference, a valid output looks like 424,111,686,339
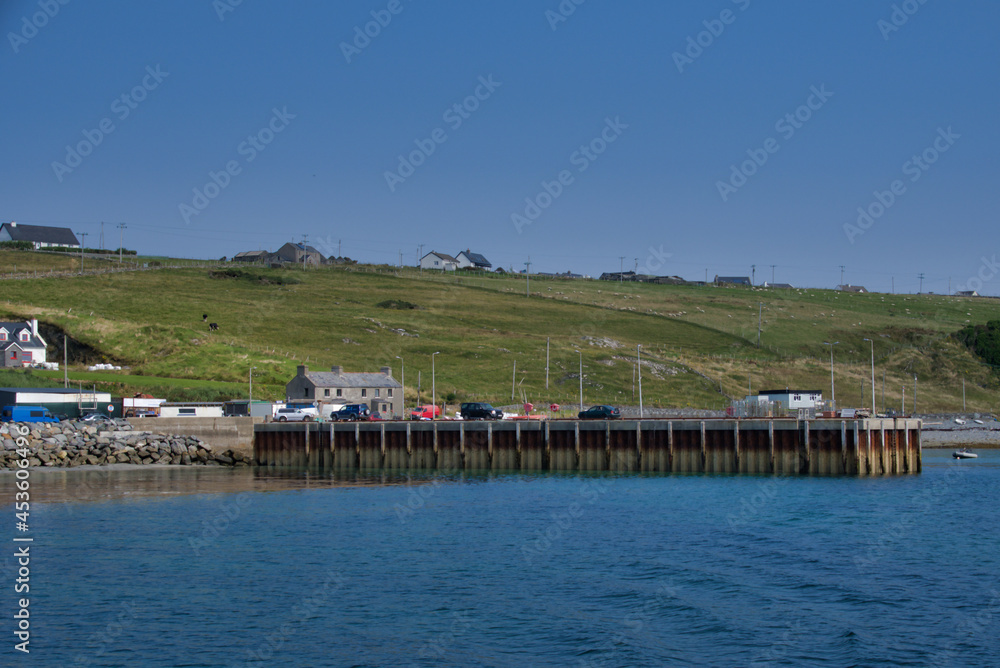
376,299,420,310
955,320,1000,368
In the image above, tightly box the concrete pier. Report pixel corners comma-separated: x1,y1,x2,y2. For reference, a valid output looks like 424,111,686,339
253,418,921,476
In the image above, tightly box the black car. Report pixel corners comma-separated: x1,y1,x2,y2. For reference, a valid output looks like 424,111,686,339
332,404,371,422
578,405,621,420
460,402,503,420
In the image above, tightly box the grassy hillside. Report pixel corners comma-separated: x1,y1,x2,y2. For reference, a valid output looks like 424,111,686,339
0,259,998,412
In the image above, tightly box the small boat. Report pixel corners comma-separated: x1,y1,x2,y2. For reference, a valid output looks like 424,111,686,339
953,448,978,459
974,419,985,425
954,419,967,425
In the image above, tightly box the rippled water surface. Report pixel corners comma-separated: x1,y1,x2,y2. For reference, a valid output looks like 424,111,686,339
2,450,999,666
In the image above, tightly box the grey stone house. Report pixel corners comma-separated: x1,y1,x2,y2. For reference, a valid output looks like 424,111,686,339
285,365,402,417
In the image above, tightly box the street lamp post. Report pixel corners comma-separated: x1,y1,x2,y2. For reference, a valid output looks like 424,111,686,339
432,352,440,420
249,366,256,404
823,341,839,405
637,344,643,418
863,338,876,414
577,350,584,411
395,356,404,419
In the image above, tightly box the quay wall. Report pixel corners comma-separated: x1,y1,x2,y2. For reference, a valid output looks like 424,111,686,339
253,418,922,476
130,417,262,456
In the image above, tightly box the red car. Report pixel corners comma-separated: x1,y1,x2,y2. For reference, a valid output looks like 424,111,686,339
410,405,441,420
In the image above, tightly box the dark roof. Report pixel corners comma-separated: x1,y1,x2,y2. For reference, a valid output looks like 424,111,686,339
233,250,270,259
459,250,492,267
303,371,401,389
1,223,78,246
757,389,823,396
715,276,751,285
0,322,45,349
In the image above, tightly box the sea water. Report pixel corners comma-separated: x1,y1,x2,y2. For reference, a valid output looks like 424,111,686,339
2,450,998,666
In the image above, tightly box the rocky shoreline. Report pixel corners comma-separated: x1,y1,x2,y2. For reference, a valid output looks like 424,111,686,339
0,421,251,470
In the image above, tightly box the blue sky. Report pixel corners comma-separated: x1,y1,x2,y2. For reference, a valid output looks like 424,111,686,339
2,0,998,294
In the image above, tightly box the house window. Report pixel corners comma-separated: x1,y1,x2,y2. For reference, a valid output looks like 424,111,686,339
324,389,330,397
0,331,6,341
388,389,393,398
361,389,367,398
20,331,29,341
304,388,310,398
336,389,342,398
375,389,380,397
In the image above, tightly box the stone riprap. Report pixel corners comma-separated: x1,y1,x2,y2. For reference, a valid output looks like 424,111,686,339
0,421,252,469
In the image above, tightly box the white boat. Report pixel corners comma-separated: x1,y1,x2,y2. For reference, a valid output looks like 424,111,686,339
953,448,978,459
954,419,967,425
974,419,985,425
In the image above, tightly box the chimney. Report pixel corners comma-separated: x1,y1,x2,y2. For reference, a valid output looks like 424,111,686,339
9,221,16,228
30,319,38,337
297,364,307,376
380,366,391,376
330,365,343,374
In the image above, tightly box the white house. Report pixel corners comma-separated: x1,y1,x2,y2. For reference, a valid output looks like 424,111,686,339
420,251,459,271
0,222,80,249
455,250,492,270
0,319,48,367
755,389,823,410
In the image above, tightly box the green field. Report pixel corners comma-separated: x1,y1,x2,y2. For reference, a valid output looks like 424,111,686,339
0,257,997,412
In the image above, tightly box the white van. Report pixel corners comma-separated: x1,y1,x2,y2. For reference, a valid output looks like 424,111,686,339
274,407,314,422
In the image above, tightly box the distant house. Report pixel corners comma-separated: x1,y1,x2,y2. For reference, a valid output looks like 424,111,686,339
420,251,459,271
955,290,979,297
600,271,636,282
455,250,492,270
538,271,588,279
286,365,402,417
715,276,752,286
764,282,794,289
232,250,273,264
0,222,79,249
274,242,327,266
757,389,823,410
837,284,868,293
0,319,47,367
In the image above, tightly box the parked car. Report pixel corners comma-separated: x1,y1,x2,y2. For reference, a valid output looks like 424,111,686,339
274,407,314,422
410,404,440,420
366,411,385,421
578,405,621,420
128,409,158,418
332,404,371,422
80,413,117,424
460,402,503,420
1,405,60,423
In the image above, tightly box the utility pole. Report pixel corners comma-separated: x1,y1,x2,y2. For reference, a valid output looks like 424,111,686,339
917,273,925,294
417,244,424,272
770,264,776,285
545,338,549,390
751,264,756,286
823,341,839,404
396,356,404,414
117,223,126,264
757,303,762,348
902,386,906,414
578,350,584,411
78,232,88,274
525,258,531,297
249,366,256,403
913,374,917,414
637,344,643,418
839,265,846,287
619,256,625,284
882,371,886,414
962,377,966,411
338,239,342,257
512,360,516,400
399,250,403,268
63,334,68,388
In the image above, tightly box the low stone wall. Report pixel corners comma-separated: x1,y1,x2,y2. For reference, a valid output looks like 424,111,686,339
0,421,251,469
125,416,262,457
